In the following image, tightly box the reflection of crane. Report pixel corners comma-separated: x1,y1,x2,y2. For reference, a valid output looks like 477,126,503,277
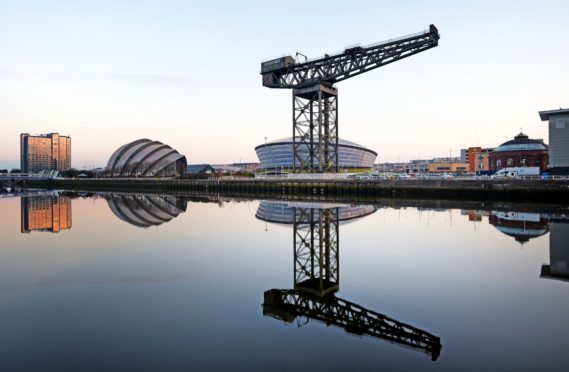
262,204,441,361
261,25,440,173
264,290,441,361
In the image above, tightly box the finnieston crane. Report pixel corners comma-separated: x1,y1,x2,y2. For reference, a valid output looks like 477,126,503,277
260,24,440,173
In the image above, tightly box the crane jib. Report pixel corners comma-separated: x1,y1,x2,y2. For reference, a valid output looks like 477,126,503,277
260,24,440,89
260,24,440,174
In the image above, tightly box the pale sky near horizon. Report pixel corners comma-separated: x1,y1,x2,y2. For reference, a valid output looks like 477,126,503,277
1,0,568,169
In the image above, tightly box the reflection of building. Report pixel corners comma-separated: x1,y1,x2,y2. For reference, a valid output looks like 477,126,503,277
541,221,569,281
21,196,72,233
106,139,187,177
20,132,71,173
489,132,549,172
539,108,569,175
255,201,376,226
259,201,441,360
489,211,550,244
106,193,187,228
255,137,377,171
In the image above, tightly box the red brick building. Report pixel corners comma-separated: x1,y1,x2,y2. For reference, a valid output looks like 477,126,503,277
489,132,549,172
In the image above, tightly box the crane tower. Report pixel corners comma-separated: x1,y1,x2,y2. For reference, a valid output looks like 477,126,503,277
261,25,440,173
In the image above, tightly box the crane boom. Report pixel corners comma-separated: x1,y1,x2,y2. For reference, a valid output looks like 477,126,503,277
262,25,439,89
260,24,440,173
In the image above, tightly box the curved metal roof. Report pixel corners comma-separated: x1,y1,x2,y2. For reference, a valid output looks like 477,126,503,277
493,133,548,153
106,193,187,228
254,136,377,156
106,139,186,177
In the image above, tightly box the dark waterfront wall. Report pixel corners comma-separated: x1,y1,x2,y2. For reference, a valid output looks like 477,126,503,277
14,178,569,204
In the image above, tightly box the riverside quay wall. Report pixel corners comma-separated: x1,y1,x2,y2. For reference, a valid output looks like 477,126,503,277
14,178,569,204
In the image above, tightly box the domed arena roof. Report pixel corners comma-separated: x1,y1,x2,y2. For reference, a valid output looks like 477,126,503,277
493,133,548,153
106,139,187,177
255,137,377,155
255,137,377,170
106,193,187,228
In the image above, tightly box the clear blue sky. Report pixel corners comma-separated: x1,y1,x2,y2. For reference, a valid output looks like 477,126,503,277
1,0,567,169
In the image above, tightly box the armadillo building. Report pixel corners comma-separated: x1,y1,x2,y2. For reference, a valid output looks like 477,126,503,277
255,137,377,171
106,139,187,177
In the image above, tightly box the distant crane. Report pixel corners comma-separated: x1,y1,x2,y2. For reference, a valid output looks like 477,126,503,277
261,25,440,173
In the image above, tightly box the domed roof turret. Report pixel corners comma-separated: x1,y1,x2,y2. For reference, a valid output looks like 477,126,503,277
493,132,548,152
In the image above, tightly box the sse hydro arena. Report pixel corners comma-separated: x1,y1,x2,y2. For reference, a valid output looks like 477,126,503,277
255,137,377,171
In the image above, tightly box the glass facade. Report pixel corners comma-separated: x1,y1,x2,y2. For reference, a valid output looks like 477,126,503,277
20,195,72,233
106,139,187,177
20,133,71,173
255,137,377,170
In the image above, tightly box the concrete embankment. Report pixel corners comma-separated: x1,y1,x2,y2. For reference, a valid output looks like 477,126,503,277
15,178,569,204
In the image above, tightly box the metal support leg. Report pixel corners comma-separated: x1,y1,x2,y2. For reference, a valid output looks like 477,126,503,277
292,84,338,173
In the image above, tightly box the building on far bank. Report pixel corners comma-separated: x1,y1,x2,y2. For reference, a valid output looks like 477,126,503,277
428,161,469,173
409,159,430,173
106,139,187,178
187,164,216,175
255,137,376,172
539,108,569,175
21,195,72,233
489,132,549,172
20,133,71,173
374,162,410,173
467,147,493,173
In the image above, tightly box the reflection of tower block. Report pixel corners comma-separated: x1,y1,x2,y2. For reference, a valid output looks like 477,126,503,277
293,207,339,297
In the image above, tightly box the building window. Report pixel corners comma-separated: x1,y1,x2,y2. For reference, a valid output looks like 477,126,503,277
556,119,566,129
521,158,526,166
496,160,502,169
507,158,513,167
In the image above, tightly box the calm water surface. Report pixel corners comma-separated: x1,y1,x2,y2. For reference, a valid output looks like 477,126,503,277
0,191,568,371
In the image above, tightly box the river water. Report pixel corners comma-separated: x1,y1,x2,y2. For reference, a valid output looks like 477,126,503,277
0,191,568,371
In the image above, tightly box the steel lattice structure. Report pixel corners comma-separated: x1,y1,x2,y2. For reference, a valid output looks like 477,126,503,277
263,205,442,360
293,207,339,297
261,24,440,173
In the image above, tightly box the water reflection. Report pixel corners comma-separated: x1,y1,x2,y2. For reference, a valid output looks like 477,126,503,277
489,211,550,244
106,193,187,228
541,220,569,281
20,193,72,233
463,209,569,282
257,201,442,361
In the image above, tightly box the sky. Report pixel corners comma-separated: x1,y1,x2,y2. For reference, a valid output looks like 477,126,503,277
0,0,568,169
